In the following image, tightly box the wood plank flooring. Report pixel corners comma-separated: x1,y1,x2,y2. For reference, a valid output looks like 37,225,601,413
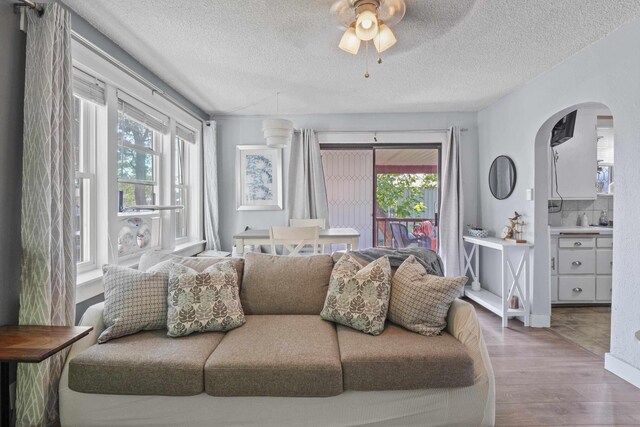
470,301,640,426
551,306,611,358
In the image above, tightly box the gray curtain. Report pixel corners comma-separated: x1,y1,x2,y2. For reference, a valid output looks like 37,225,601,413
16,4,75,426
203,120,221,250
439,127,465,276
288,129,329,222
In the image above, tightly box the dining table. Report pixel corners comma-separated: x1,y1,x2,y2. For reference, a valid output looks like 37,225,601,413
233,227,360,256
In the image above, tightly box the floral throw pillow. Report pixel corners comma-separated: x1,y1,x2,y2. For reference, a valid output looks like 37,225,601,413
389,255,468,336
167,261,245,337
320,253,391,336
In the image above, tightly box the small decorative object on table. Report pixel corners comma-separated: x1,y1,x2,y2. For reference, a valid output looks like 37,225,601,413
467,225,489,238
501,211,527,243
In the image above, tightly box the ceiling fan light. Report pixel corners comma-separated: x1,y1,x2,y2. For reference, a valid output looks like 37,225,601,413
374,24,397,53
339,26,361,54
355,9,378,41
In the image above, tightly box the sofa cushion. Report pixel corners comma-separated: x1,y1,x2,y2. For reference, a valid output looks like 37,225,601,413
166,261,245,337
389,255,467,336
140,250,244,287
337,323,475,390
99,265,167,343
240,253,333,314
320,253,391,336
69,330,224,396
204,315,342,397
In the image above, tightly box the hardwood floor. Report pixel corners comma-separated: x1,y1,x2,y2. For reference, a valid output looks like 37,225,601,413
470,301,640,426
551,306,611,358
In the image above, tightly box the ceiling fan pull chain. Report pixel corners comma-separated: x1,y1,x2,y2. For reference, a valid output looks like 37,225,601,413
364,41,370,78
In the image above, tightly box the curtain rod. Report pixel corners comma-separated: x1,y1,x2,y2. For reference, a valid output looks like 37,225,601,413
14,0,43,15
71,31,206,124
293,128,468,133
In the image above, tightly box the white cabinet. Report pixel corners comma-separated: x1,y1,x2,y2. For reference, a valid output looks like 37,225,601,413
549,109,598,200
551,235,612,304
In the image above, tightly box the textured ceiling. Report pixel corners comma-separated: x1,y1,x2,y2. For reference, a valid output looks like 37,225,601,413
62,0,640,116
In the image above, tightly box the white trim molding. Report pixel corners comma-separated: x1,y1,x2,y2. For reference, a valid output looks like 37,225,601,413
605,353,640,389
530,314,551,328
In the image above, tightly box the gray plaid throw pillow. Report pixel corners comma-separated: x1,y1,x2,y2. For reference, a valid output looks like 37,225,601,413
320,253,391,336
388,255,467,336
167,261,245,337
99,265,168,343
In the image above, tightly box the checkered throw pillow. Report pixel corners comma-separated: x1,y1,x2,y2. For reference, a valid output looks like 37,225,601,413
388,255,467,336
99,265,168,343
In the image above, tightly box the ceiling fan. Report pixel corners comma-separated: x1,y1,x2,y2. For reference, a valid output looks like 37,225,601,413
330,0,407,77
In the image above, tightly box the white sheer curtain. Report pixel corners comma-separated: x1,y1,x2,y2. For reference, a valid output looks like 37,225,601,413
288,129,329,222
439,126,465,276
16,4,75,425
203,120,221,250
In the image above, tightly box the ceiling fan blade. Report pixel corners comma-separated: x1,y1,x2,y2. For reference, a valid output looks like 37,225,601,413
378,0,406,27
330,0,356,29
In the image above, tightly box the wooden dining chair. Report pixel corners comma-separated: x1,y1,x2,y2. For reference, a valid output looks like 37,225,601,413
289,218,326,229
270,226,320,256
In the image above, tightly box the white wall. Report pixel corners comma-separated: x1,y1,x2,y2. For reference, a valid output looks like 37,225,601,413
215,112,478,251
477,17,640,381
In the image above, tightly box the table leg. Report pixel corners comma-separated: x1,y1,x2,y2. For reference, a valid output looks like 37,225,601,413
501,251,509,328
1,361,10,427
235,239,244,256
348,237,358,251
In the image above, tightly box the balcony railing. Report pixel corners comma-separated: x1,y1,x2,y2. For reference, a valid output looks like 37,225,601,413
375,215,438,250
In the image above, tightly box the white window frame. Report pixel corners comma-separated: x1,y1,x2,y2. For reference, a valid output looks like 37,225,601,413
174,134,189,243
72,39,204,302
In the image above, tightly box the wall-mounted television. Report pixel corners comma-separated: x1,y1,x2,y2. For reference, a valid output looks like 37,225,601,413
550,110,577,147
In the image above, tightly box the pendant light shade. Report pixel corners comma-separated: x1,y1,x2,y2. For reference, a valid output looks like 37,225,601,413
262,118,293,148
339,26,361,55
374,24,396,53
355,9,378,41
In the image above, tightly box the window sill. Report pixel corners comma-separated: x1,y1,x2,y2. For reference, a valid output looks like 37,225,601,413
75,240,207,303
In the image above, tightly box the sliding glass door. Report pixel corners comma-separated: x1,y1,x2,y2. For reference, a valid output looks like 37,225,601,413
321,145,440,250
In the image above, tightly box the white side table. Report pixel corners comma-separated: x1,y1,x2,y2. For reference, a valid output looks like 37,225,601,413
463,236,533,327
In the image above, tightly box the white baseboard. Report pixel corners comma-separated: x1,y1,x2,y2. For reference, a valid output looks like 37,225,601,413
530,314,550,328
605,353,640,389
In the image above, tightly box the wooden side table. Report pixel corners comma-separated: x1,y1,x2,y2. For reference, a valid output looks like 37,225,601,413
0,325,92,427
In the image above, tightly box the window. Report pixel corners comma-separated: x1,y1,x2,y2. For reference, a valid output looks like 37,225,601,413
174,136,188,239
117,110,160,209
72,95,98,271
72,39,203,296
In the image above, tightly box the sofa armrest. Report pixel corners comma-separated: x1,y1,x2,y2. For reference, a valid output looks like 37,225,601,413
68,302,105,361
446,298,495,426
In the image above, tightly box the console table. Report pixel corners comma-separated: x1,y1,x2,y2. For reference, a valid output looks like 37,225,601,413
0,325,92,427
462,236,532,327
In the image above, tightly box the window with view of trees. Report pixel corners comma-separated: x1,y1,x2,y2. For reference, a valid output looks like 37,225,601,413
117,111,159,210
175,136,188,239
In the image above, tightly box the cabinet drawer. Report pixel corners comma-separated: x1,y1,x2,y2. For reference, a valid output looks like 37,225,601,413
596,249,613,275
558,249,595,275
558,277,596,301
597,237,613,248
559,237,595,249
596,276,612,301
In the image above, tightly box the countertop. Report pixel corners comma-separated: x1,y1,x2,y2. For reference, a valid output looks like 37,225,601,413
549,225,613,236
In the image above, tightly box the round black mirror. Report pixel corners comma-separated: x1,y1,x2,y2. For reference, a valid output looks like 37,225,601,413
488,155,517,200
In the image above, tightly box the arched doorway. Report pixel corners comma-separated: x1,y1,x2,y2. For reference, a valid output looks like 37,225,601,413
534,102,614,356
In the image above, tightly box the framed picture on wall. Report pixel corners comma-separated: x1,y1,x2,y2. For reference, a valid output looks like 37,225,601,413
236,145,283,211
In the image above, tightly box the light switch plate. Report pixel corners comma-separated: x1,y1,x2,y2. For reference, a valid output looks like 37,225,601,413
526,188,534,201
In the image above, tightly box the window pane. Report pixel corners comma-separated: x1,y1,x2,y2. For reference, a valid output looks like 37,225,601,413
119,182,155,208
175,137,185,185
73,96,81,172
74,177,91,263
117,146,155,182
175,187,187,238
117,111,154,149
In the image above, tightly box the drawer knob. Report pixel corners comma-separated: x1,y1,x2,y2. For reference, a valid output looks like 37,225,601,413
572,261,582,267
574,242,582,247
572,287,583,293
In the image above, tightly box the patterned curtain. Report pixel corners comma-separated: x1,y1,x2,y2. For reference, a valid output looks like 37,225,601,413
203,121,221,250
438,127,465,276
16,4,75,426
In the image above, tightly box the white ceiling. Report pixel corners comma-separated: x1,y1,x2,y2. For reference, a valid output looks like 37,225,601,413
62,0,640,116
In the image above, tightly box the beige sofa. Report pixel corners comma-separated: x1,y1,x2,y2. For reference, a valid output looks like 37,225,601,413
59,253,495,427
